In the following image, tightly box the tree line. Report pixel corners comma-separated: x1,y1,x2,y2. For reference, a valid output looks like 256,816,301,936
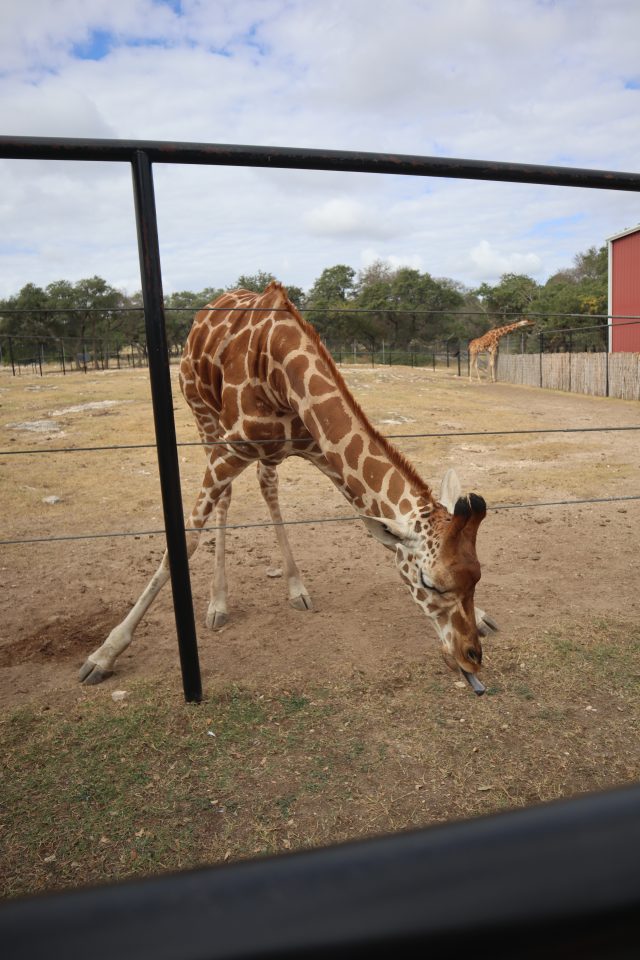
0,245,608,355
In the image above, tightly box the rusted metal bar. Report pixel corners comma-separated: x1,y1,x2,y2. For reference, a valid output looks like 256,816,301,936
1,135,640,192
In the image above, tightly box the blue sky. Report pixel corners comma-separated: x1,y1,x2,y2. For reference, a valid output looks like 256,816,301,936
1,0,639,296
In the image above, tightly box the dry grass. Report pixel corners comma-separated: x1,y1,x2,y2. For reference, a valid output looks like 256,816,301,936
2,615,639,900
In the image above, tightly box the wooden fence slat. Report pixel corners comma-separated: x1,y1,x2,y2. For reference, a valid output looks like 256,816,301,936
496,352,640,400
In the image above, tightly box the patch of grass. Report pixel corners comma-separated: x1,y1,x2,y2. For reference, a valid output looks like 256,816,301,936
277,692,310,715
2,615,639,900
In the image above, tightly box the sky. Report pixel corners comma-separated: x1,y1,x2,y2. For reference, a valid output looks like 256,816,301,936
1,0,640,298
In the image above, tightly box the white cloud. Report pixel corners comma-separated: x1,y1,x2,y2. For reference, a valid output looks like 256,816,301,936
469,240,543,282
304,198,396,238
1,0,640,296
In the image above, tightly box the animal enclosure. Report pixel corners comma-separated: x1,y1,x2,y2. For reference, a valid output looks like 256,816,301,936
2,139,640,945
1,361,639,897
2,360,638,697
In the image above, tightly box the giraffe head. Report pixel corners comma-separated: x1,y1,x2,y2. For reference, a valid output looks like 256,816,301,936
363,469,487,691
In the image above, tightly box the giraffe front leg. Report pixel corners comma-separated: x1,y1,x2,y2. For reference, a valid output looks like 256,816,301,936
79,451,245,684
79,522,205,684
257,462,312,611
79,556,172,684
205,484,232,629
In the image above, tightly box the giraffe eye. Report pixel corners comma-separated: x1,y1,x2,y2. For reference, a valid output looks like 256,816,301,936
420,572,448,594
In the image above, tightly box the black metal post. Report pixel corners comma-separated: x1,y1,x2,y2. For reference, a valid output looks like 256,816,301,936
60,339,66,375
38,342,44,376
8,337,15,376
131,150,202,704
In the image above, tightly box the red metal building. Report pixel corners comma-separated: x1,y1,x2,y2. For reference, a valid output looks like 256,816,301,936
608,224,640,352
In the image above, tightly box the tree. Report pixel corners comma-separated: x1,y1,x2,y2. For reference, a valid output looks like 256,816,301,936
69,277,126,363
0,283,52,339
529,245,608,350
476,273,539,319
355,259,395,294
305,265,356,342
232,270,277,293
228,272,305,310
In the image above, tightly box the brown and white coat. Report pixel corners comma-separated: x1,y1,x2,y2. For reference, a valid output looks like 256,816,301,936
81,283,495,691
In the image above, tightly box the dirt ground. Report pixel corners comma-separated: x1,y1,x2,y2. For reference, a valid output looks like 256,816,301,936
0,362,639,709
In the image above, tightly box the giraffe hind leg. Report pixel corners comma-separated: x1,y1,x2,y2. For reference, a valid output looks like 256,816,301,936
257,462,312,611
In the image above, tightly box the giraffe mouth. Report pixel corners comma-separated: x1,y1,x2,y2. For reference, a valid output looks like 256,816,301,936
460,668,486,696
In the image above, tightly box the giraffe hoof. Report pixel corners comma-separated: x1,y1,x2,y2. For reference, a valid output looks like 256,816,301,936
79,659,114,685
205,609,228,630
290,594,313,611
478,613,499,637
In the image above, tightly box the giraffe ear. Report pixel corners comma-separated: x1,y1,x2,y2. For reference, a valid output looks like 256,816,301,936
362,515,411,550
439,469,462,513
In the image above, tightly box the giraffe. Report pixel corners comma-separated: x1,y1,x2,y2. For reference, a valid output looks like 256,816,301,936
469,318,534,382
80,282,496,695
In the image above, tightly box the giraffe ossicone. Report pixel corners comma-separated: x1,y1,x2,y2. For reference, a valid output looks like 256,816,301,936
80,282,496,693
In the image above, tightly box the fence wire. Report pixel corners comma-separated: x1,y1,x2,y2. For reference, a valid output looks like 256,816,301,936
2,422,639,546
2,494,638,547
2,423,640,458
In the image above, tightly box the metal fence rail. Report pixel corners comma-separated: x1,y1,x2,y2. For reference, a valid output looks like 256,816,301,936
1,781,640,960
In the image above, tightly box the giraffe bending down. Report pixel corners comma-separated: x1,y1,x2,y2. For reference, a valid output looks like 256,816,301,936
469,318,534,382
80,282,497,694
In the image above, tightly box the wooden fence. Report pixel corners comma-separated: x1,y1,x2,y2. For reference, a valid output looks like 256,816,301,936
496,352,640,400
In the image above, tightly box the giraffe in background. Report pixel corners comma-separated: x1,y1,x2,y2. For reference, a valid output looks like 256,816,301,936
80,282,496,694
469,318,534,382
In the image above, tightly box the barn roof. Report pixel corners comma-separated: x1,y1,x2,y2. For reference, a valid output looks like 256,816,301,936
607,223,640,242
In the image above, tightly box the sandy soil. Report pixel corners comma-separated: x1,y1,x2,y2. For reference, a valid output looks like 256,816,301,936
1,363,638,709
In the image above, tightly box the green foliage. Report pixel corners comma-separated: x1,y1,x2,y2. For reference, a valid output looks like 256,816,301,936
476,272,539,317
0,243,610,355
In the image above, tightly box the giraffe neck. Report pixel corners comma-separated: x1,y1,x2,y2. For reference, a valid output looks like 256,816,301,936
274,326,433,522
316,408,431,521
494,320,529,339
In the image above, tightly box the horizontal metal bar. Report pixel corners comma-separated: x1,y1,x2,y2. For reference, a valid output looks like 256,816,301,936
2,783,640,960
1,135,639,191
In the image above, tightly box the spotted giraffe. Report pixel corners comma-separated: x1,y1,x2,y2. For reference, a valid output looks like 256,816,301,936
80,282,496,693
469,318,534,382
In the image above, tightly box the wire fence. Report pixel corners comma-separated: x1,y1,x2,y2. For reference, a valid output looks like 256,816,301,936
2,311,640,378
2,424,639,547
